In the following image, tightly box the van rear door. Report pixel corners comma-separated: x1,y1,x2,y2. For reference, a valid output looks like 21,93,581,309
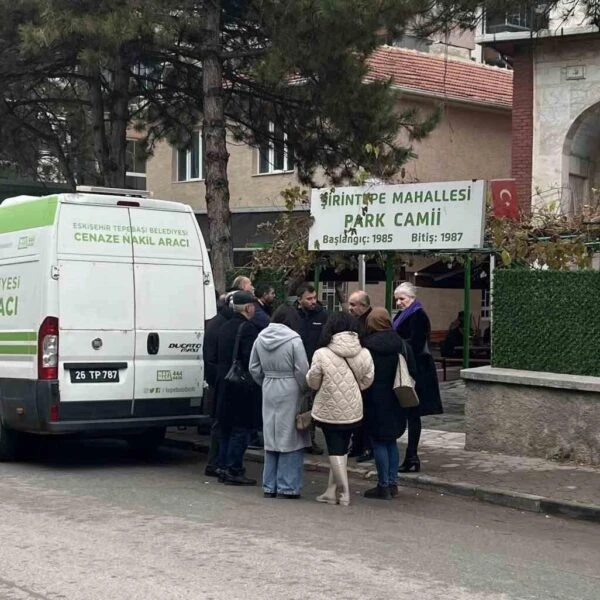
56,204,135,416
128,208,205,417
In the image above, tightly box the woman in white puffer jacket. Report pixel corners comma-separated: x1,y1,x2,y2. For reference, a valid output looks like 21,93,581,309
307,312,374,506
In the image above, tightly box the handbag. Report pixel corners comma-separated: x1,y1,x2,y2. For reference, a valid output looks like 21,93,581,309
393,353,420,409
224,323,255,390
295,410,313,431
295,390,313,431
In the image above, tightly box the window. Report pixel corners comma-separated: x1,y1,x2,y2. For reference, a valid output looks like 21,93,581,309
258,121,294,174
126,140,146,190
177,131,205,181
481,289,491,319
321,282,347,313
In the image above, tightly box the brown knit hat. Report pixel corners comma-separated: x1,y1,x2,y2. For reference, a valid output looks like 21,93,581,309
366,307,392,332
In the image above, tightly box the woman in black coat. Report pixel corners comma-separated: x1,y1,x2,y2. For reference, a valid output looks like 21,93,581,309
392,282,443,473
362,308,417,499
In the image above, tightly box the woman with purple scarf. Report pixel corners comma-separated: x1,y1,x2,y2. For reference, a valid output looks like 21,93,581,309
392,282,443,472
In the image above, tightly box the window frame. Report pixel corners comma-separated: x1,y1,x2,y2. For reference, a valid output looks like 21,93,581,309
126,139,147,190
176,131,205,182
321,281,347,313
257,121,294,175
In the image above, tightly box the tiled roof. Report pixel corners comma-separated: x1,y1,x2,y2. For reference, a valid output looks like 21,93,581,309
366,45,513,109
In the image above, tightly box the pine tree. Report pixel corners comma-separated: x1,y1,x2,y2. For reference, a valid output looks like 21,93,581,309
1,1,570,289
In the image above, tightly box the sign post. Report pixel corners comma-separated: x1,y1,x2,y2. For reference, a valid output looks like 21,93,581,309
385,254,393,313
463,255,472,369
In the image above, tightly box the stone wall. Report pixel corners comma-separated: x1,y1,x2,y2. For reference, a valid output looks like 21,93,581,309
463,367,600,465
531,36,600,210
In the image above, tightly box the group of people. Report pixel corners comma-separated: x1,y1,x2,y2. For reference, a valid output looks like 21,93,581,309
202,276,442,505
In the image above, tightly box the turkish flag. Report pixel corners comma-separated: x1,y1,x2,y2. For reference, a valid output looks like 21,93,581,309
490,179,519,220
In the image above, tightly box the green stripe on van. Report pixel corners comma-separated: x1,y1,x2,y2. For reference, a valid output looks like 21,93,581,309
0,196,59,234
0,345,37,355
0,332,37,342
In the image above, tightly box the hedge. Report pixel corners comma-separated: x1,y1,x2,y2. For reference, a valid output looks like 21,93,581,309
492,269,600,377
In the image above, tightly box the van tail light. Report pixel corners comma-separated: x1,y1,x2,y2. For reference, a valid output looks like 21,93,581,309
38,317,59,380
117,200,140,207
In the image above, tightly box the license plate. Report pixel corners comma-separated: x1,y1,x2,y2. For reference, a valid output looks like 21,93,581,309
70,369,120,383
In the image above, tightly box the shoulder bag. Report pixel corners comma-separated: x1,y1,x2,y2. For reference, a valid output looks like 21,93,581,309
224,323,256,390
393,353,420,409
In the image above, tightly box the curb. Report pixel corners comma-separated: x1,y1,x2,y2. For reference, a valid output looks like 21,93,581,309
164,437,600,524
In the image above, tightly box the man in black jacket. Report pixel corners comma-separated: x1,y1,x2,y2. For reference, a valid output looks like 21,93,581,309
295,283,328,362
295,283,328,455
215,291,261,485
252,283,275,331
348,290,373,462
202,293,233,477
349,290,372,337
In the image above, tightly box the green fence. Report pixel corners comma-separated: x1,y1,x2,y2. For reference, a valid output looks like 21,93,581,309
492,269,600,377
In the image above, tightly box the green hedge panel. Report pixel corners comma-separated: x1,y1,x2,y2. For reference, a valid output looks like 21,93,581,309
492,270,600,377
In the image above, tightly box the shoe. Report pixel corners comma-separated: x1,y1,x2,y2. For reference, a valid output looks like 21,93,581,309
277,493,301,499
316,464,338,505
331,455,350,506
222,472,257,486
398,456,421,473
204,465,220,478
356,450,373,463
364,485,392,500
389,483,399,497
263,491,277,498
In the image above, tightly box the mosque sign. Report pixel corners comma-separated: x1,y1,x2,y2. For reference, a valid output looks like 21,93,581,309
308,180,487,252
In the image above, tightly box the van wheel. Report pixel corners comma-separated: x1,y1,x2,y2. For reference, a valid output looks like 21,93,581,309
0,422,20,462
126,427,166,455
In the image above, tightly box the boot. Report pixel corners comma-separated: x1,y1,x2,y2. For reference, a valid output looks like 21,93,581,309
316,462,338,505
398,455,420,473
364,484,392,500
331,455,350,506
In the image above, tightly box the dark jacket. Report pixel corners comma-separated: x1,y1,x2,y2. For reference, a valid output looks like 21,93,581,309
251,301,271,331
215,314,261,428
357,307,372,339
362,330,415,442
203,306,233,388
296,302,328,362
394,309,443,416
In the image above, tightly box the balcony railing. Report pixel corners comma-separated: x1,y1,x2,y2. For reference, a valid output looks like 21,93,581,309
484,3,550,34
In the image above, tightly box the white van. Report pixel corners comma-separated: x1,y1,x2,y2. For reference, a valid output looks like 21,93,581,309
0,188,216,460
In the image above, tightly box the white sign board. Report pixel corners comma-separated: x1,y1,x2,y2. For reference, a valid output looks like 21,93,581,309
308,180,486,252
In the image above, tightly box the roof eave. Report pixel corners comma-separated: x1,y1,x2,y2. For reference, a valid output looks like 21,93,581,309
388,83,512,112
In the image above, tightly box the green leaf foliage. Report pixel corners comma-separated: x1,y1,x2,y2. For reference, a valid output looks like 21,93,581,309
492,270,600,377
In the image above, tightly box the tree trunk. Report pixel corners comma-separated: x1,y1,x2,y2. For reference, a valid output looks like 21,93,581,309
203,0,233,294
107,53,130,189
87,64,111,185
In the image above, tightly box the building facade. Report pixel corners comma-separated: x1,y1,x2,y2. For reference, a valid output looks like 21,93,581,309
145,45,513,331
477,1,600,214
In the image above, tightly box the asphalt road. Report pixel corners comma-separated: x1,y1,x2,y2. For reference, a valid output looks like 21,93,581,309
0,439,598,600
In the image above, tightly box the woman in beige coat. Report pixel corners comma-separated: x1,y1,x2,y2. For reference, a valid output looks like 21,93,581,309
307,312,374,506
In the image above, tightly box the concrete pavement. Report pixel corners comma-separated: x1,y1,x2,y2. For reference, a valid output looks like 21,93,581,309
1,439,598,600
167,381,600,522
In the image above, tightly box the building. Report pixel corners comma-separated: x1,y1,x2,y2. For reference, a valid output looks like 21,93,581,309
477,1,600,214
146,44,513,331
